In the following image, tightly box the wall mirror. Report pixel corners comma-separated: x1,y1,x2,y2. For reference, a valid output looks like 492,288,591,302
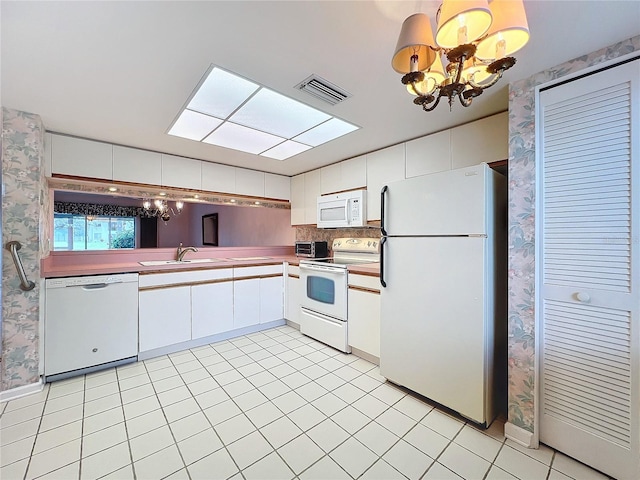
202,213,219,246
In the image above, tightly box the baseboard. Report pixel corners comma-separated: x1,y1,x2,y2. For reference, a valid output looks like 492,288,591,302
138,319,286,361
285,320,300,330
350,347,379,365
0,379,45,403
505,422,537,448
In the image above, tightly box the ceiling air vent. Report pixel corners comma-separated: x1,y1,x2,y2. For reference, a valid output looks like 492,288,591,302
295,75,351,106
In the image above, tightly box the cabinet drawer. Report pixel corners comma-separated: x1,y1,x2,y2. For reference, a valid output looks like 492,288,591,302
234,264,283,278
348,274,380,292
139,268,233,288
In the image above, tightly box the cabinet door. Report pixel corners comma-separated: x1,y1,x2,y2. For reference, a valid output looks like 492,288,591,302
113,145,162,185
348,288,381,358
341,155,367,191
161,154,202,190
450,111,508,169
51,134,113,180
192,281,234,338
139,286,191,352
265,173,290,200
290,174,305,225
44,132,52,177
321,163,342,194
260,276,283,323
202,162,236,194
233,278,260,328
285,274,301,324
405,130,451,178
366,144,405,221
304,169,322,224
236,168,265,197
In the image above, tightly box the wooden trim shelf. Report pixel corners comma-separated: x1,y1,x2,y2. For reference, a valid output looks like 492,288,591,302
348,284,380,295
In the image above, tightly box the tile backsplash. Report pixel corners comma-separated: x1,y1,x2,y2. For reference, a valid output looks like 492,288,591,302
295,226,381,253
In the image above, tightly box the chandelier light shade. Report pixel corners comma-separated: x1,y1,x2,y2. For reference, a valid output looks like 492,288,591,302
475,0,530,60
142,199,184,223
435,0,492,48
392,13,437,74
392,0,529,111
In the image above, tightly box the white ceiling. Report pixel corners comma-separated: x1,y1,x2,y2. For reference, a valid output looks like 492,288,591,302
2,1,639,177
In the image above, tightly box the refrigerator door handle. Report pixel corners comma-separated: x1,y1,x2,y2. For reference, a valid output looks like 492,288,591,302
380,236,387,288
380,185,388,237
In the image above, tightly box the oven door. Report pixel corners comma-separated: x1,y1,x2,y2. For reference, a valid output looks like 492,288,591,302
299,263,347,321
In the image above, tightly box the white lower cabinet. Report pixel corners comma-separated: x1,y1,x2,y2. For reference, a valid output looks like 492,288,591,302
139,285,191,352
260,276,283,323
285,265,301,324
234,264,284,328
348,274,381,359
192,280,234,338
233,278,261,329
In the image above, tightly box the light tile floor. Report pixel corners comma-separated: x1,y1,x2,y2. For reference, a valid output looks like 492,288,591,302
0,325,612,480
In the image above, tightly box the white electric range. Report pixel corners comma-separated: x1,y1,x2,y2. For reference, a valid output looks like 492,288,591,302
298,237,380,352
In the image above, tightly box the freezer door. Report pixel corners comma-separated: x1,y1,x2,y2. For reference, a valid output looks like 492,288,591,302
379,236,490,424
382,164,489,236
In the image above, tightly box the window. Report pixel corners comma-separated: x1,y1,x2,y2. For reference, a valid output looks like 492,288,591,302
53,214,136,251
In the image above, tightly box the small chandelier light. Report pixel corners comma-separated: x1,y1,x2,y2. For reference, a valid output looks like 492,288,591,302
142,199,184,223
392,0,529,111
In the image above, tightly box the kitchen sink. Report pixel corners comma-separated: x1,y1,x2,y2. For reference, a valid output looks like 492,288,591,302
138,258,226,266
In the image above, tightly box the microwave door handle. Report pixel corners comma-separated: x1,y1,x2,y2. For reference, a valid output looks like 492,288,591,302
380,185,388,237
345,199,350,226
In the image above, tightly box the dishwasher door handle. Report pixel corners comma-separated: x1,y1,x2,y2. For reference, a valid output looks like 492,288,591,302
79,283,109,290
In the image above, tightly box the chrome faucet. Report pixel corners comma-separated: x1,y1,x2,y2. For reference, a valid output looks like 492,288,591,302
176,242,198,262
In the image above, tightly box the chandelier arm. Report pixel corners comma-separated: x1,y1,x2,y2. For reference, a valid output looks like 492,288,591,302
468,71,503,91
458,92,473,108
422,93,444,112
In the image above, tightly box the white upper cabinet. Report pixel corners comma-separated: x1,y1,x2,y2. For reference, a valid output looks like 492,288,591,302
264,173,290,201
51,134,113,180
290,174,305,225
341,155,367,191
366,144,405,221
113,145,162,185
236,168,265,197
201,162,236,193
405,130,451,178
161,154,202,190
44,132,52,177
321,155,367,195
321,163,342,194
304,169,322,224
451,112,508,169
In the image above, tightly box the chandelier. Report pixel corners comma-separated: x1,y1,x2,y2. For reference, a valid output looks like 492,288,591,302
392,0,529,111
142,199,184,223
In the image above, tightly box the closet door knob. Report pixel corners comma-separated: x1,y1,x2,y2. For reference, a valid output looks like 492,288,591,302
575,292,591,303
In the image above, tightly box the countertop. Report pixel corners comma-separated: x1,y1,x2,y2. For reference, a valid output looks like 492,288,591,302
41,247,380,278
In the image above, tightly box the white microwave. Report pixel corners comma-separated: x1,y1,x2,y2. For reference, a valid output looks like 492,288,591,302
317,189,367,228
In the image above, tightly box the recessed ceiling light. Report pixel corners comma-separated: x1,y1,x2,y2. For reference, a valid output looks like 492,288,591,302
167,65,360,160
159,192,166,196
108,187,118,192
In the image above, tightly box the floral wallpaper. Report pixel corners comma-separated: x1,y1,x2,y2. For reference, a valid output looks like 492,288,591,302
1,107,47,391
507,36,640,433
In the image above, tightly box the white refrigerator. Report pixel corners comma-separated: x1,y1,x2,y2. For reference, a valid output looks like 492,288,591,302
379,163,507,426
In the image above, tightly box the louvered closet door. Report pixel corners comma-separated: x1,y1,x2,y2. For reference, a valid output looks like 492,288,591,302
539,59,640,480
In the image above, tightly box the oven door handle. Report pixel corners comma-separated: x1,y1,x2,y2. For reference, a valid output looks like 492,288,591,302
299,264,347,274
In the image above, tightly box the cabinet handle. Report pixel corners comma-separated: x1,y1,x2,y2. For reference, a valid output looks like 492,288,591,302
575,292,591,303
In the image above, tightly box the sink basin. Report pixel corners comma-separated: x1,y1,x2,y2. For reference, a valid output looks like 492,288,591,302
139,258,225,266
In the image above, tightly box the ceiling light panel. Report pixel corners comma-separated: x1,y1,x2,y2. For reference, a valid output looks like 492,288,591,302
187,67,259,118
203,122,284,155
168,65,359,160
261,140,312,160
168,110,223,140
230,89,331,138
293,118,359,147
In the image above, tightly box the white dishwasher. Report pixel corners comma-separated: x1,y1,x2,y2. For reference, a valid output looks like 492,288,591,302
45,273,139,381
